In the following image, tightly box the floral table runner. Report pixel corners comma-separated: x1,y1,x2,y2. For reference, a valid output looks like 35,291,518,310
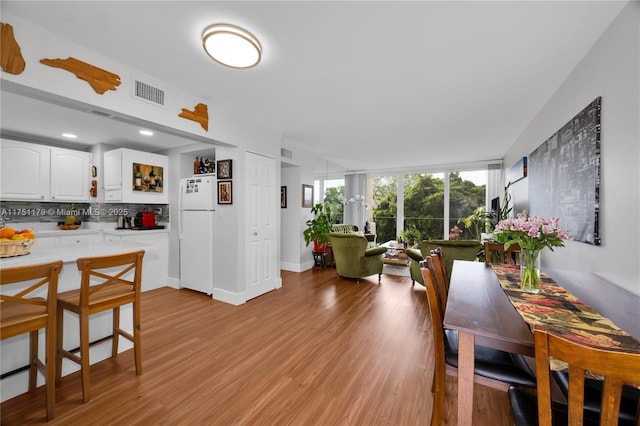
491,264,640,353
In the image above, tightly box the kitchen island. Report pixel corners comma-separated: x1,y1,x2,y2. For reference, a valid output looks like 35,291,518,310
0,227,168,403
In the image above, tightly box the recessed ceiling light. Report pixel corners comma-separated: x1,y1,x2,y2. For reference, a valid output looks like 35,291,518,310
62,133,77,139
139,130,154,136
202,23,261,69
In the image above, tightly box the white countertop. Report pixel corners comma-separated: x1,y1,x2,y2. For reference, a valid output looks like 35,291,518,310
13,222,170,237
0,240,154,268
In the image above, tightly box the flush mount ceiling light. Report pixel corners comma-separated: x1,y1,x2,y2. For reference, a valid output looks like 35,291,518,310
202,23,261,69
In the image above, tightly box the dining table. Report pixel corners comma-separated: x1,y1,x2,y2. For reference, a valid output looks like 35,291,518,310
442,260,640,426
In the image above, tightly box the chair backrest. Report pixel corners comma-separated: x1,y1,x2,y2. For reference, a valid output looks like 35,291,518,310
420,258,446,426
76,251,144,307
331,224,359,234
533,324,640,426
0,261,63,339
484,242,520,265
429,248,449,316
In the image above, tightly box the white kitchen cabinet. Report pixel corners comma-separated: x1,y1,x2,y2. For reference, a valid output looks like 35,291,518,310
103,231,169,291
103,148,168,204
51,147,92,201
0,139,92,202
0,139,50,200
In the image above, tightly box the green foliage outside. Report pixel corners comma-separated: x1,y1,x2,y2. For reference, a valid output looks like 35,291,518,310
372,173,486,243
323,186,344,224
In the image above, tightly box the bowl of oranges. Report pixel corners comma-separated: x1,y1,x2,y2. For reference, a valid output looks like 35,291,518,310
0,227,36,257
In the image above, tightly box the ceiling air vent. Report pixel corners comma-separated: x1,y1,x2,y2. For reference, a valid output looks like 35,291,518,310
134,80,165,106
281,148,293,159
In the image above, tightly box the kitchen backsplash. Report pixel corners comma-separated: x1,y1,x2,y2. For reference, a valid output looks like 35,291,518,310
0,201,169,226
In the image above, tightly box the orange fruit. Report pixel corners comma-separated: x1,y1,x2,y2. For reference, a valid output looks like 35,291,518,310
21,231,35,239
0,227,16,239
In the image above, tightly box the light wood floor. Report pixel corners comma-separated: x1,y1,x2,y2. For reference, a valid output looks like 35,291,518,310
1,269,514,425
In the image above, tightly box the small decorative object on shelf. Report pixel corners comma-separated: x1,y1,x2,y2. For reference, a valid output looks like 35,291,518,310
194,157,215,175
495,211,572,293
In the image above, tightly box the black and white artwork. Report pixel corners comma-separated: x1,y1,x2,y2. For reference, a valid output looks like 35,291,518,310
529,97,601,245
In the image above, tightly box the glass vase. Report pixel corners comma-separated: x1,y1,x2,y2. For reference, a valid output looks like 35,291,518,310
520,248,541,293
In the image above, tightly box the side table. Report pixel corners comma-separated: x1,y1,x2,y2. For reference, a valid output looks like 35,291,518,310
312,251,327,271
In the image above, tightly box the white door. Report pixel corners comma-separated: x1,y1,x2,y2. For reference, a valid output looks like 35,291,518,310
245,151,276,300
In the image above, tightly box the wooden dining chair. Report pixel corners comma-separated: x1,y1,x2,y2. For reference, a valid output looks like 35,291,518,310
56,250,144,402
429,248,449,313
1,260,63,421
509,325,640,426
484,242,520,265
421,259,537,426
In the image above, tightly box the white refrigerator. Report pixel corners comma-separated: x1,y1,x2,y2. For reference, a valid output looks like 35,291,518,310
179,176,216,295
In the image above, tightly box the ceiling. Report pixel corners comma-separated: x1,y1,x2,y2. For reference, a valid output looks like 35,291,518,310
0,1,628,172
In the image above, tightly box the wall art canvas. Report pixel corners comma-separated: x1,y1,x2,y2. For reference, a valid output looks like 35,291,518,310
528,97,601,245
132,163,163,192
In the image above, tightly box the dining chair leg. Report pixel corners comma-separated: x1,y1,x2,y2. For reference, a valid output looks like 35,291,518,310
45,323,56,420
112,306,120,358
28,330,38,391
55,305,64,383
134,301,142,375
80,312,91,402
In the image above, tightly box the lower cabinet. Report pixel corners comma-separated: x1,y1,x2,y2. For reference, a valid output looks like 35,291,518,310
104,231,169,291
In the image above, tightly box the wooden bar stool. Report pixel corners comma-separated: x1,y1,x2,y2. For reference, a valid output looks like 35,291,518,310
1,260,63,421
56,250,144,402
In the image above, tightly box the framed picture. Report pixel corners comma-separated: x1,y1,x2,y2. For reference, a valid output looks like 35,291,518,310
218,180,232,204
132,163,164,193
302,184,314,208
281,186,287,208
217,159,232,179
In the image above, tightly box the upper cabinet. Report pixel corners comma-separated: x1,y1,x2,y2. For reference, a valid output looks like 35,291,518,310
50,147,92,201
103,148,168,204
0,140,91,202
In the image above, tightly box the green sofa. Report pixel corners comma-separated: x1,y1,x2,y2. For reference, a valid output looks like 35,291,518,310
407,239,482,286
328,232,388,282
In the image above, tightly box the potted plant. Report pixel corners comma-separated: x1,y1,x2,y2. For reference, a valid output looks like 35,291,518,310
303,203,332,253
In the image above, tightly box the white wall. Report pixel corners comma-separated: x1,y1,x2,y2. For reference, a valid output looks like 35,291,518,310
280,140,319,271
504,2,639,295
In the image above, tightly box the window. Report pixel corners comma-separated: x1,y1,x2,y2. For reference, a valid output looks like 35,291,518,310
449,171,487,240
323,178,345,223
368,168,489,243
404,173,445,242
371,175,397,243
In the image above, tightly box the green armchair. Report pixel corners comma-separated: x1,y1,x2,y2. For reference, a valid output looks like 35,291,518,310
331,224,376,247
408,240,482,286
328,232,388,282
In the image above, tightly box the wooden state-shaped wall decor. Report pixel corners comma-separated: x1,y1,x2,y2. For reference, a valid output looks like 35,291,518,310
1,22,26,75
40,56,121,94
178,103,209,131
